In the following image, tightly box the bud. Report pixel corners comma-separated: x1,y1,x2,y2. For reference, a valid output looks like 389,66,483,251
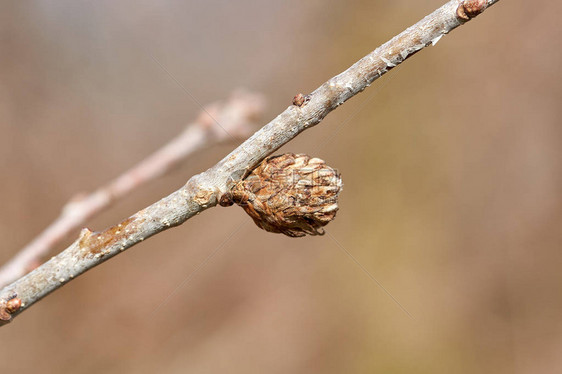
220,153,343,237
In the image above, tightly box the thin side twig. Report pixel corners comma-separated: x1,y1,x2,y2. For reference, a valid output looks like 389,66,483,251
0,0,500,325
0,90,265,288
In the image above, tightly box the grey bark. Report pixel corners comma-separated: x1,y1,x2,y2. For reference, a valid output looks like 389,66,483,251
0,0,500,325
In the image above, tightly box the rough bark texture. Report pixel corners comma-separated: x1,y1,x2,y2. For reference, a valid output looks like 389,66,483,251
0,0,500,325
0,90,264,289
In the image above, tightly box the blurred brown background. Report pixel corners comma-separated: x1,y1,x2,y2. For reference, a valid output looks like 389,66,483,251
1,1,561,373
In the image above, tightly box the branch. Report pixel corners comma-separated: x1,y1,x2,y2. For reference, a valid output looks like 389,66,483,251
0,0,500,325
0,90,265,288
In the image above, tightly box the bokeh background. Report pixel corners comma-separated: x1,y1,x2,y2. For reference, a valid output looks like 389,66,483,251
1,1,561,373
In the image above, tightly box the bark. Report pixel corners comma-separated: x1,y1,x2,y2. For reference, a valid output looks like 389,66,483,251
0,90,264,289
0,0,500,325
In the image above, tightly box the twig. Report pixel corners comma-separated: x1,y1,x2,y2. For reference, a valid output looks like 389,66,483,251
0,0,500,325
0,90,265,288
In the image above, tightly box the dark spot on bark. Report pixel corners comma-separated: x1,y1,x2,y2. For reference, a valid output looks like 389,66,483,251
292,93,310,107
457,0,486,21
